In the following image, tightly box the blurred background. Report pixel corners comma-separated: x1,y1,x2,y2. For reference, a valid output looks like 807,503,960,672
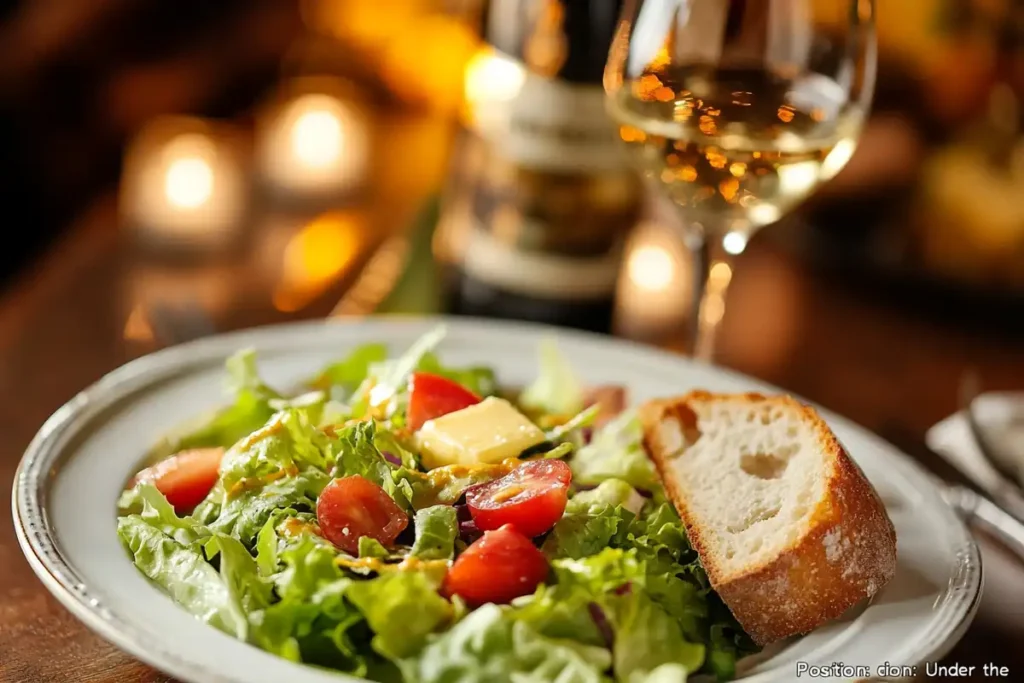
3,4,1024,678
0,0,1022,357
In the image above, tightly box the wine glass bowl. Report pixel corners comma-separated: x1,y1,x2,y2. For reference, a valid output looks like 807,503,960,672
605,0,876,360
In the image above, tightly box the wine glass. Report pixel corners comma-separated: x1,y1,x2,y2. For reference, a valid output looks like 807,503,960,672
604,0,876,361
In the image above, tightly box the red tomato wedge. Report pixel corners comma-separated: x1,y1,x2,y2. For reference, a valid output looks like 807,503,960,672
466,460,571,537
132,447,225,512
316,475,409,555
443,524,548,605
407,372,481,431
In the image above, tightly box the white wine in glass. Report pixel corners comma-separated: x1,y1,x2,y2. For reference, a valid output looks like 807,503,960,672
605,0,876,360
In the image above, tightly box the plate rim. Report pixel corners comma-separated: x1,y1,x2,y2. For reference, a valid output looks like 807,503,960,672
12,316,984,683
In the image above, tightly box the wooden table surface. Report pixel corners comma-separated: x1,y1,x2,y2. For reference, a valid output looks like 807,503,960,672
2,192,1024,680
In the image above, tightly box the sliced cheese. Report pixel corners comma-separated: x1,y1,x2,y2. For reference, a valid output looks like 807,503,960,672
415,397,546,469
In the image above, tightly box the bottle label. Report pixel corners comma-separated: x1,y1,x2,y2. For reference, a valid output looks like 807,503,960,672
465,50,629,173
461,225,624,300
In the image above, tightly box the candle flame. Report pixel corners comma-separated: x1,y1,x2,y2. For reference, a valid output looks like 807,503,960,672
164,156,214,209
628,244,676,293
291,103,344,169
159,133,219,210
463,47,526,125
258,88,368,195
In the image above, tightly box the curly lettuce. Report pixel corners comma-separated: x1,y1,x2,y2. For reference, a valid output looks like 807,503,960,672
519,548,705,682
570,410,661,495
409,506,459,561
520,337,586,418
147,350,282,459
399,604,612,683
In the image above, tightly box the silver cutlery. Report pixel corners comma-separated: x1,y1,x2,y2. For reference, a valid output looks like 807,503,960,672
940,481,1024,561
956,373,1024,522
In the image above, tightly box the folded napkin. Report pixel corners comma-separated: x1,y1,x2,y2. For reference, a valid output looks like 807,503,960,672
926,392,1024,491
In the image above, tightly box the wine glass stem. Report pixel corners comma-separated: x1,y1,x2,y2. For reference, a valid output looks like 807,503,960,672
689,233,738,363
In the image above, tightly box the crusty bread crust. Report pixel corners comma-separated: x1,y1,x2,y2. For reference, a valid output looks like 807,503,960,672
639,391,897,646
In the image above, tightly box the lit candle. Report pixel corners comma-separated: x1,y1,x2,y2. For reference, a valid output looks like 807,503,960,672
614,221,692,339
119,117,249,253
256,79,369,203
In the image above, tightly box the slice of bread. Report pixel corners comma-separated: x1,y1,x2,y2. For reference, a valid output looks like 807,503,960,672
639,391,897,645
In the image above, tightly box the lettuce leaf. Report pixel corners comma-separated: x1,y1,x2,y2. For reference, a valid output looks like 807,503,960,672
571,410,661,495
215,409,330,496
251,595,368,674
373,427,419,470
311,343,389,399
120,483,211,547
207,533,273,624
118,515,247,638
547,549,705,682
207,469,330,546
568,480,647,516
619,505,705,640
542,504,634,561
396,463,511,509
367,326,448,409
256,519,451,666
399,604,612,683
205,415,413,546
252,509,321,574
346,572,454,660
604,590,704,682
552,548,646,595
358,537,391,559
642,665,690,683
409,505,458,560
519,338,585,417
255,512,285,577
543,479,649,560
272,529,345,597
524,442,575,461
268,391,329,427
341,327,497,426
510,583,604,648
250,533,371,674
521,546,711,679
627,504,690,555
150,350,281,457
618,504,759,678
546,405,601,448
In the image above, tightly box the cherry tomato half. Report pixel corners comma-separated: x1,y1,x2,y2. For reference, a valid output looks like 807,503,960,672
443,524,548,606
407,372,481,432
466,459,571,537
316,475,409,555
132,447,224,512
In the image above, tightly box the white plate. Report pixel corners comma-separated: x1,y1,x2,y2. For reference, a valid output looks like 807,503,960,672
13,318,981,683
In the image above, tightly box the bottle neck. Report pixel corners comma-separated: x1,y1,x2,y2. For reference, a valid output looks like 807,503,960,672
484,0,623,84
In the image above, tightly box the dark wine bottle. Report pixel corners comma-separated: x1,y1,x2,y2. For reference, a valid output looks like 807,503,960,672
437,0,642,334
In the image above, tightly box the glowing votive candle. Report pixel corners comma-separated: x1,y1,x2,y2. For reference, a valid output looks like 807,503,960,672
614,221,692,338
256,82,369,202
120,117,248,252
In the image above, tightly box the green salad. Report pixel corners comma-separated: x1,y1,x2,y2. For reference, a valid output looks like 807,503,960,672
117,327,758,682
